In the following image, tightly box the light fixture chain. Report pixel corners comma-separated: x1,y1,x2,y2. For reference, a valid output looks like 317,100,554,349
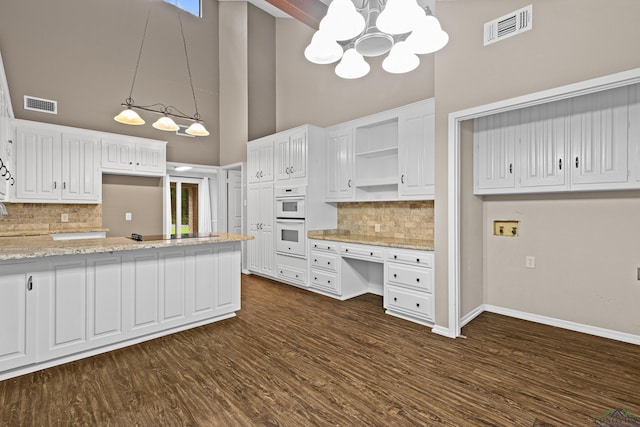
178,12,200,119
128,0,153,103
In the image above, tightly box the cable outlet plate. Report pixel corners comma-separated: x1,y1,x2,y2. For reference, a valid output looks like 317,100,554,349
493,220,519,237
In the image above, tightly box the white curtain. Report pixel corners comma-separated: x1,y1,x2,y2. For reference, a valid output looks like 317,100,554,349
198,177,212,233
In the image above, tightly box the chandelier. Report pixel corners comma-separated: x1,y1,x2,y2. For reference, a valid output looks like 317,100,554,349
304,0,448,79
114,2,209,136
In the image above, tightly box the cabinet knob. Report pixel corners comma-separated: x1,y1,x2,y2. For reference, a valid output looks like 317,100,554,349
575,157,579,168
130,162,133,165
370,252,373,256
394,255,397,259
327,246,330,250
393,273,397,278
327,261,331,265
327,280,331,284
416,278,420,282
416,303,420,308
509,163,513,174
260,171,264,177
416,258,420,263
314,259,317,262
393,297,397,302
558,158,562,170
401,174,405,184
63,182,66,189
136,162,140,166
347,179,352,188
345,249,349,252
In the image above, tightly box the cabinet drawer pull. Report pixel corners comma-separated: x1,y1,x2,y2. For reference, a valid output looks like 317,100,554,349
401,174,405,184
558,158,562,170
27,276,33,291
347,179,352,188
290,166,294,173
509,163,513,174
53,181,57,189
575,157,579,168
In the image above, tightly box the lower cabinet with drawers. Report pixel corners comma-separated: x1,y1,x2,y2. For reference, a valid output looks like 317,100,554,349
308,238,435,327
384,249,434,326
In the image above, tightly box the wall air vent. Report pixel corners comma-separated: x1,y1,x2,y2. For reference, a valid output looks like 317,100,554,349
24,95,57,114
484,4,533,46
176,125,195,137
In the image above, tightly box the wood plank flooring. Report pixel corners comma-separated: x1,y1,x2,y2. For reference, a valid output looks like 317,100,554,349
1,274,639,426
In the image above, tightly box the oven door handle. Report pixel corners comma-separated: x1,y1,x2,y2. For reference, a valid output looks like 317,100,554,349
276,219,305,224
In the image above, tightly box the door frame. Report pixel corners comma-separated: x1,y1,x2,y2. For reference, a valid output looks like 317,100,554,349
443,67,640,339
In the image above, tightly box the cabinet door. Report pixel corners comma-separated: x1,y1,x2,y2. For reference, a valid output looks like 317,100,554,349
0,270,36,372
571,87,628,186
101,139,134,171
275,136,291,181
288,130,307,180
87,256,125,343
135,142,166,175
474,111,517,192
247,143,261,184
0,116,9,200
246,184,261,272
399,111,434,198
39,260,88,359
16,126,61,200
61,133,100,201
325,127,354,200
259,183,275,276
130,253,160,331
212,243,241,313
519,101,569,190
259,142,274,182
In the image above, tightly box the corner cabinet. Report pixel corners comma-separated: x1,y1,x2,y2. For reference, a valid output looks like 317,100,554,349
324,98,435,202
14,121,101,203
474,84,636,195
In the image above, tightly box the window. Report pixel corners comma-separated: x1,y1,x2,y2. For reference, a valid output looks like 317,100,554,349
170,181,200,235
164,0,201,17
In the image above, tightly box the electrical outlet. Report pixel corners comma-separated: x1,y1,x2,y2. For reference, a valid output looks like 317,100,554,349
374,224,381,233
125,212,132,221
525,256,536,269
61,213,69,223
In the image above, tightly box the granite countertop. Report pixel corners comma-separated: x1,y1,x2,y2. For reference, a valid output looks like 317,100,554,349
308,229,434,251
0,227,110,238
0,232,253,261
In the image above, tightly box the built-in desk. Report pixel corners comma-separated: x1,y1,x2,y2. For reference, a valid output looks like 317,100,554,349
308,232,434,328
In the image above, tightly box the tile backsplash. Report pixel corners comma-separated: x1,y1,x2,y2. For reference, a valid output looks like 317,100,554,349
0,203,102,234
337,201,434,241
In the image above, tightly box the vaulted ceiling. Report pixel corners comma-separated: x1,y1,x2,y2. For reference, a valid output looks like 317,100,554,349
264,0,327,29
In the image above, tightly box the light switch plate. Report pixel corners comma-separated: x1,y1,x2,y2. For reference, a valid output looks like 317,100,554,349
61,213,69,223
125,212,132,221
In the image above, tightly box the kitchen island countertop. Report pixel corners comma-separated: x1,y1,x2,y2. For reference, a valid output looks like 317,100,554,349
308,229,434,251
0,232,253,261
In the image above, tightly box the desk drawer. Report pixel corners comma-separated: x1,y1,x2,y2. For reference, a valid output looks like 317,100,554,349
310,270,339,294
387,263,433,293
385,285,433,320
340,244,384,262
310,252,337,272
277,265,306,285
310,240,337,253
387,250,433,268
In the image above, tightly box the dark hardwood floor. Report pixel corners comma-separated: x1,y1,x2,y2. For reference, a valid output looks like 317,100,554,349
1,274,638,426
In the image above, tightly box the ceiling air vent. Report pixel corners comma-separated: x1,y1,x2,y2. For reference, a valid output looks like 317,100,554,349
484,4,532,46
24,95,57,114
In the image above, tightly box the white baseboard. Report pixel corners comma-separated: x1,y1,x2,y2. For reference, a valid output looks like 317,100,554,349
432,325,457,338
483,305,640,346
460,305,485,328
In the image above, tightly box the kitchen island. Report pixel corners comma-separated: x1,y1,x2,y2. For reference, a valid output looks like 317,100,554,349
0,233,252,380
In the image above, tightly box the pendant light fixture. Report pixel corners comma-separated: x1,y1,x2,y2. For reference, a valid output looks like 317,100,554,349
114,1,209,136
305,1,448,79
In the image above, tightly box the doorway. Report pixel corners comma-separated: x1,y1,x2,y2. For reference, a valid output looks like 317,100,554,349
170,181,199,235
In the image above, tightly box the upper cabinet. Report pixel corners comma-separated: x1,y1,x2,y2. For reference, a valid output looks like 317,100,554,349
101,138,166,177
14,121,101,203
324,98,435,202
275,129,307,181
247,138,274,184
0,49,14,202
324,125,354,200
474,84,636,195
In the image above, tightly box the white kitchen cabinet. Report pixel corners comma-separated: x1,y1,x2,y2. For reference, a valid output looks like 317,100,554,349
324,125,354,201
570,87,629,188
384,248,434,325
518,100,570,191
247,139,274,184
276,129,307,182
39,259,88,360
629,84,640,183
101,137,166,177
61,133,101,201
0,265,36,373
309,240,340,295
247,183,275,277
14,121,101,203
398,100,435,198
474,111,518,193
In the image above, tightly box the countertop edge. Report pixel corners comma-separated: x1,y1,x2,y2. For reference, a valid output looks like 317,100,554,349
0,233,253,262
308,230,434,251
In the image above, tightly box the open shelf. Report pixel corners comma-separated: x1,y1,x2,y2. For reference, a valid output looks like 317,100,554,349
355,147,399,158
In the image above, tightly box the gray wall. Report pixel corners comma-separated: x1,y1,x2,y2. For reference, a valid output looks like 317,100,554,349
435,0,640,333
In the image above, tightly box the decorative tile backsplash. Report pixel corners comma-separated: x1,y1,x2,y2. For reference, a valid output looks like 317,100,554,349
0,203,102,234
337,201,434,241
